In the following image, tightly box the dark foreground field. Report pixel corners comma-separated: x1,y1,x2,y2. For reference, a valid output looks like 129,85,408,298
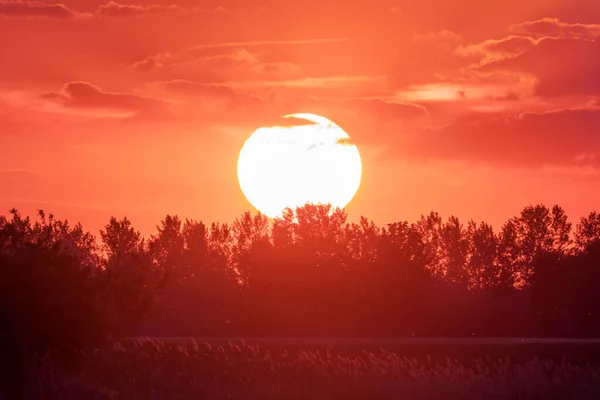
29,338,600,399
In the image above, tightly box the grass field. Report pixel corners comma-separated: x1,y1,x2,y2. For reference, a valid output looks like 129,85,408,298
28,338,600,399
150,337,600,365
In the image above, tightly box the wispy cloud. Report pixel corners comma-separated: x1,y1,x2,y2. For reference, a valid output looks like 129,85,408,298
39,81,166,119
0,0,92,19
97,1,185,17
189,38,350,50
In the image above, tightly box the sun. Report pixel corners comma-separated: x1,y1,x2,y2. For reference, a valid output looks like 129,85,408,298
237,113,363,218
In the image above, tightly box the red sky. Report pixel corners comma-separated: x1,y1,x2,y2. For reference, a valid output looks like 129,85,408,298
1,0,600,235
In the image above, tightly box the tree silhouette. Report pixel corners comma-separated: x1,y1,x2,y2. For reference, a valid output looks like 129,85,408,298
575,211,600,250
414,211,444,277
439,215,470,285
4,198,600,389
142,216,243,336
465,220,500,289
99,217,163,338
497,204,572,288
0,210,104,397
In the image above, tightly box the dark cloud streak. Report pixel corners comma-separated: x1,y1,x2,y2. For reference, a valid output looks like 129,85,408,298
392,108,600,167
41,81,164,113
0,0,90,19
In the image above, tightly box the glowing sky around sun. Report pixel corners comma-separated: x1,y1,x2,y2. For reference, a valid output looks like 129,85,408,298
1,0,600,234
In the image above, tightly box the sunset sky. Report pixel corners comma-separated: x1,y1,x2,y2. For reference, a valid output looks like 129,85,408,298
1,0,600,235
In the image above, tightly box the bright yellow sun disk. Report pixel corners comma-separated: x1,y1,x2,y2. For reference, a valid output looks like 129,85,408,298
237,113,362,218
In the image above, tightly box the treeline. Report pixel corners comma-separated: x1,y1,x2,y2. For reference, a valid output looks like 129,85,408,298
137,203,600,338
3,203,600,357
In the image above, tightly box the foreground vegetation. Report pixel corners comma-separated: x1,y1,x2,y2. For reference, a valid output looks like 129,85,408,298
3,203,600,397
24,339,600,399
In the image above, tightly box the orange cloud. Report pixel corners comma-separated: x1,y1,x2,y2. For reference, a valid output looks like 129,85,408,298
392,80,535,111
160,80,264,108
0,0,90,19
134,47,306,84
133,48,257,74
96,1,184,17
0,1,218,19
40,82,164,113
392,108,600,167
493,92,520,101
292,96,427,121
396,83,469,102
456,36,538,64
132,38,349,80
509,17,600,39
450,19,600,99
249,62,304,80
188,38,350,50
162,80,238,98
413,30,462,49
132,52,175,72
229,75,390,100
340,98,428,121
480,36,600,97
197,49,259,72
